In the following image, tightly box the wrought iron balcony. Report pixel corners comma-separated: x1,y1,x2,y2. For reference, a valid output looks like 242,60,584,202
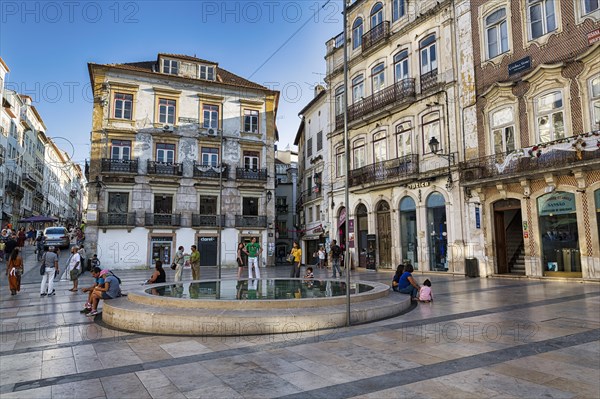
235,215,267,228
301,188,321,203
349,154,419,188
335,79,416,130
420,69,438,92
460,136,600,185
147,160,183,176
102,158,138,174
193,162,228,180
145,213,181,227
99,212,136,227
362,21,390,52
23,173,37,188
192,214,225,227
34,190,44,201
236,167,268,181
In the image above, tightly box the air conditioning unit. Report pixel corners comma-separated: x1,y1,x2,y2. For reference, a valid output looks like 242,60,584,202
163,125,174,132
207,128,216,135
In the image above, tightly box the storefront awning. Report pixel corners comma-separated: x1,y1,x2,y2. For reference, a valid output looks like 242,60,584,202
301,234,321,241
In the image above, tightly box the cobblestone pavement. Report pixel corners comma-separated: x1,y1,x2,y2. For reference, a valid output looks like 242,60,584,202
1,245,599,398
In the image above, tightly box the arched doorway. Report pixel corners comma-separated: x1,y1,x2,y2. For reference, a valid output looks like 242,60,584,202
399,196,418,269
493,199,524,274
356,204,369,267
426,192,447,271
376,200,391,268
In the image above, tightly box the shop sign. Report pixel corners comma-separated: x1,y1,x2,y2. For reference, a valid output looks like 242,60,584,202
407,181,430,189
538,192,576,216
151,236,172,242
508,56,531,76
588,28,600,45
338,208,346,227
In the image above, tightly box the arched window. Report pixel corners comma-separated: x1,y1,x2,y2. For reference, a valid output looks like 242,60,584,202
485,8,509,59
334,85,345,116
536,91,565,142
394,50,409,81
372,63,385,93
352,18,363,49
370,2,383,28
352,74,364,103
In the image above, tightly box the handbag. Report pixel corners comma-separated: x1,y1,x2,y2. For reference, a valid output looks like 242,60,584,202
286,254,294,263
170,263,177,270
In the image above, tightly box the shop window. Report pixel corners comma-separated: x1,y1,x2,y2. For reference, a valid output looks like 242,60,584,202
538,192,581,275
426,192,447,271
400,196,418,269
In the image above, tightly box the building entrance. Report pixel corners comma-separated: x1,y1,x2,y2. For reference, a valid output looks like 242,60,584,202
376,201,391,268
493,199,524,274
198,236,218,267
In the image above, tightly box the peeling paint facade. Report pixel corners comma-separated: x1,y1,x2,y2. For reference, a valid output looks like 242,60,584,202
86,54,278,269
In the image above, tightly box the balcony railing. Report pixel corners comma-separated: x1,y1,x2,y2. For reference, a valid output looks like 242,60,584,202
192,214,225,227
276,204,289,214
420,69,438,92
335,79,416,129
102,158,138,174
99,212,136,227
362,21,390,52
301,188,321,203
145,213,181,227
236,167,268,181
235,215,267,228
23,173,37,188
193,162,228,180
349,154,419,187
147,160,183,176
34,190,44,201
460,139,600,184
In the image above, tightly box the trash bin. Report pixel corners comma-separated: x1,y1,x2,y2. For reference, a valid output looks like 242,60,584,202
465,258,479,278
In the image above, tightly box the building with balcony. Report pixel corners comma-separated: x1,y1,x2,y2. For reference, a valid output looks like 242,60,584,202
463,0,600,279
1,88,25,224
274,146,298,262
295,86,331,264
323,0,475,271
0,57,9,223
86,53,279,269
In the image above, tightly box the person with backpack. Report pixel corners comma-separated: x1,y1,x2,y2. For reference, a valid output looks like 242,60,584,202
87,269,122,316
330,240,343,278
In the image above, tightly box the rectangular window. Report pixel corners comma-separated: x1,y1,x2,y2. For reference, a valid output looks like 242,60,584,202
199,65,215,81
373,134,387,163
317,131,323,151
201,147,219,166
393,0,405,21
111,140,131,160
528,0,557,40
158,98,176,125
591,76,600,129
202,104,219,129
308,207,313,223
396,125,412,157
584,0,599,14
372,64,385,93
154,195,173,213
199,196,217,214
108,192,129,213
420,40,437,74
537,91,565,142
243,197,258,215
486,8,509,59
422,113,441,154
352,75,364,103
114,93,133,120
336,150,346,177
244,109,259,133
353,142,365,169
156,143,175,163
163,59,179,75
490,107,516,154
307,137,313,158
243,151,259,170
335,87,345,116
316,205,321,220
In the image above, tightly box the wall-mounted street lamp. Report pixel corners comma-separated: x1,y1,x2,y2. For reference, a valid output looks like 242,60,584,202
428,136,455,190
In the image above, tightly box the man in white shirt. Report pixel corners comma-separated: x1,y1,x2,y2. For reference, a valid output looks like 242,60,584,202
68,246,82,292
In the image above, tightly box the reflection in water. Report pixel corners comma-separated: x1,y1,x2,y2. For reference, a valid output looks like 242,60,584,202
145,279,373,300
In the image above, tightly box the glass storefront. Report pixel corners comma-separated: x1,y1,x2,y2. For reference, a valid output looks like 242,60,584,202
399,196,418,269
426,192,448,271
538,192,581,276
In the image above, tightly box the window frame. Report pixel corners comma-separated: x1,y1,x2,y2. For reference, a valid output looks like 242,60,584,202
485,8,509,59
243,109,259,133
590,75,600,130
419,34,437,75
202,103,220,129
583,0,600,15
394,50,409,82
158,98,176,125
352,18,363,49
111,140,132,160
113,92,133,120
527,0,557,40
373,131,387,163
243,151,260,170
421,112,441,155
392,0,405,21
353,139,366,169
162,59,179,75
371,63,385,93
317,131,323,152
336,147,346,177
395,122,412,157
201,147,219,167
199,65,215,81
370,2,384,28
335,86,345,115
307,137,313,158
489,107,516,154
535,90,566,143
156,143,176,164
352,74,364,103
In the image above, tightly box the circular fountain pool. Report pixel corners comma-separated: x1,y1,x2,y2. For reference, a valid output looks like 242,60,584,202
102,279,411,336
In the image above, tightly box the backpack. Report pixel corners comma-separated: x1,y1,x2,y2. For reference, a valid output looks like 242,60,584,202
332,245,342,257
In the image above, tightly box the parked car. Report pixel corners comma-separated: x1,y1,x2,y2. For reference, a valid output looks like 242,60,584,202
43,227,70,249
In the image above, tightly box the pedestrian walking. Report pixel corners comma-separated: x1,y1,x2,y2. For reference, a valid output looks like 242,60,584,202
189,245,200,280
6,248,23,295
330,240,343,278
40,246,59,296
172,246,185,282
17,228,26,248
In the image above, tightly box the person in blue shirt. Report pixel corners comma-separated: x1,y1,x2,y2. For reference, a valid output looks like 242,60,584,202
391,264,405,292
397,264,420,300
81,267,104,314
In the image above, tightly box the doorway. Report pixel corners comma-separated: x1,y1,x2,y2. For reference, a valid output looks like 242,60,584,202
376,201,391,268
198,236,218,267
493,199,524,274
356,204,368,267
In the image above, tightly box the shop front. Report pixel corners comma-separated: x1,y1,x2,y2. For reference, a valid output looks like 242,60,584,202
426,192,448,271
399,196,418,269
538,192,581,277
151,236,173,265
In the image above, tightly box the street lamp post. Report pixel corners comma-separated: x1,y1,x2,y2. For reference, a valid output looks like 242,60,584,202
342,0,351,327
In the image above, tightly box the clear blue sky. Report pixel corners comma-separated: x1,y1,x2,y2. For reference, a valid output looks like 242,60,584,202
0,0,342,165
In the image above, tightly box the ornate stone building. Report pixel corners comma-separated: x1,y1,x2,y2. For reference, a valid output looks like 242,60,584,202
462,0,600,279
86,54,279,269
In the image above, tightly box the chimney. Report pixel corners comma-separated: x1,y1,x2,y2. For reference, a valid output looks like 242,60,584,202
314,85,325,97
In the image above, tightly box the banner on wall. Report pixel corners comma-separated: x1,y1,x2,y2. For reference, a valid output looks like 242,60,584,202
538,192,576,216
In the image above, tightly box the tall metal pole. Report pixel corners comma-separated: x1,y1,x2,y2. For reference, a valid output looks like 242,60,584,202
342,0,351,327
217,129,224,282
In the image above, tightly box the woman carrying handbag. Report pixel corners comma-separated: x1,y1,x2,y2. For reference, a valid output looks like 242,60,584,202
6,248,24,295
